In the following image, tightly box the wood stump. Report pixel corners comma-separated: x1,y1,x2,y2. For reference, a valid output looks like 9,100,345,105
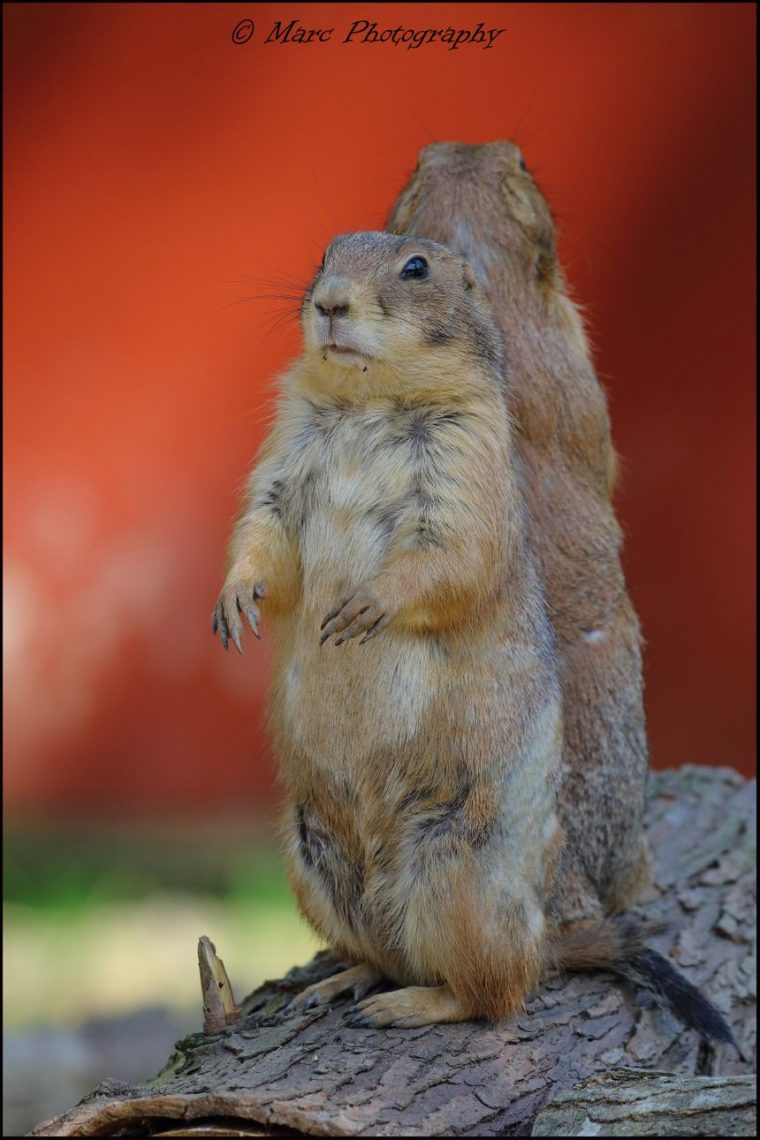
30,766,756,1136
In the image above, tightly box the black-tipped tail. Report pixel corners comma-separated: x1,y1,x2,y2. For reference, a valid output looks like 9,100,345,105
619,947,736,1047
555,916,737,1047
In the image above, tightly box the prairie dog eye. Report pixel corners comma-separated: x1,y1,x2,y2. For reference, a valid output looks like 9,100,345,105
519,157,528,172
400,256,429,280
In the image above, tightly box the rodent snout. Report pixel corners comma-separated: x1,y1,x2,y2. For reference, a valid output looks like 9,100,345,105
312,274,353,321
315,299,350,319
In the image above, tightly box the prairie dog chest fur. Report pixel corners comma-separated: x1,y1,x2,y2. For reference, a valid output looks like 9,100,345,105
271,394,512,769
292,400,419,587
274,399,440,762
280,397,471,605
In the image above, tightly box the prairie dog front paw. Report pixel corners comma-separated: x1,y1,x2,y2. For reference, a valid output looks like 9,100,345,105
319,583,396,647
212,570,268,653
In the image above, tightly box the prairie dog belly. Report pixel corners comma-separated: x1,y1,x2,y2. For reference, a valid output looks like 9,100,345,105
276,427,435,766
279,619,435,767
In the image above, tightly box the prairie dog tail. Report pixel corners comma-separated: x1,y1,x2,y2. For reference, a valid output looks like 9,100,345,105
551,916,736,1046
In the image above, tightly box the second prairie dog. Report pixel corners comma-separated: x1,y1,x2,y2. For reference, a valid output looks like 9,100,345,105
387,142,651,924
214,231,564,1027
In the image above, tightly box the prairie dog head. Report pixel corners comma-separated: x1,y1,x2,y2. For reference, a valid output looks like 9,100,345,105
387,141,557,291
300,231,501,398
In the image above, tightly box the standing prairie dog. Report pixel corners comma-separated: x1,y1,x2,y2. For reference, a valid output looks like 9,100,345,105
212,230,735,1044
213,231,565,1027
387,142,651,925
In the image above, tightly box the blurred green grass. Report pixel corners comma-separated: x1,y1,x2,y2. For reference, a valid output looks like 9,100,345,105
5,819,291,908
4,820,322,1028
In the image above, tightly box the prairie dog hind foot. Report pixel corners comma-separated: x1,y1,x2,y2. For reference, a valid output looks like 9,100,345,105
289,962,384,1012
346,984,474,1029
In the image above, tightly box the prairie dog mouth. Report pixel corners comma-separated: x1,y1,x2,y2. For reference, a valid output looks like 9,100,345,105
323,343,373,367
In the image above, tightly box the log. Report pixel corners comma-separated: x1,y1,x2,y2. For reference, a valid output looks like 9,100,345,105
29,767,756,1137
531,1070,757,1136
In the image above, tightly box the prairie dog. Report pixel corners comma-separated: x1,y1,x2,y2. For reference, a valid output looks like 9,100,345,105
213,231,565,1026
387,142,651,924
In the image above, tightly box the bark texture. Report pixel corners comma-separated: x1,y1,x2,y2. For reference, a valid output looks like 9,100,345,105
30,767,756,1137
531,1069,756,1136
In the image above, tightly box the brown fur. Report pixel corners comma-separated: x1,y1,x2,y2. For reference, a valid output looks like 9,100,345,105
214,232,564,1027
386,142,651,925
550,916,650,972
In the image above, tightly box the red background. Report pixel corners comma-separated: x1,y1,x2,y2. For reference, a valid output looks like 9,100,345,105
4,3,756,820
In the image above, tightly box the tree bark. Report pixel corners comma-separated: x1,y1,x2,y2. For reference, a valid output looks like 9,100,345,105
29,766,756,1137
531,1070,756,1136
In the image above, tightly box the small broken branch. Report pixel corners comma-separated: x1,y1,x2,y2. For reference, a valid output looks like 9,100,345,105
198,935,241,1034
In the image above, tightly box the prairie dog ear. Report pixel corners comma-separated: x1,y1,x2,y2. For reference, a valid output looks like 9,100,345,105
462,261,478,291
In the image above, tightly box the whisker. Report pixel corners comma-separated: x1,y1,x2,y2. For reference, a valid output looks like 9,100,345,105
205,291,305,319
221,278,305,290
260,309,302,334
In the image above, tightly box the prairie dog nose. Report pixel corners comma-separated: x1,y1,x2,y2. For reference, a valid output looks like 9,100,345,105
313,275,353,319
